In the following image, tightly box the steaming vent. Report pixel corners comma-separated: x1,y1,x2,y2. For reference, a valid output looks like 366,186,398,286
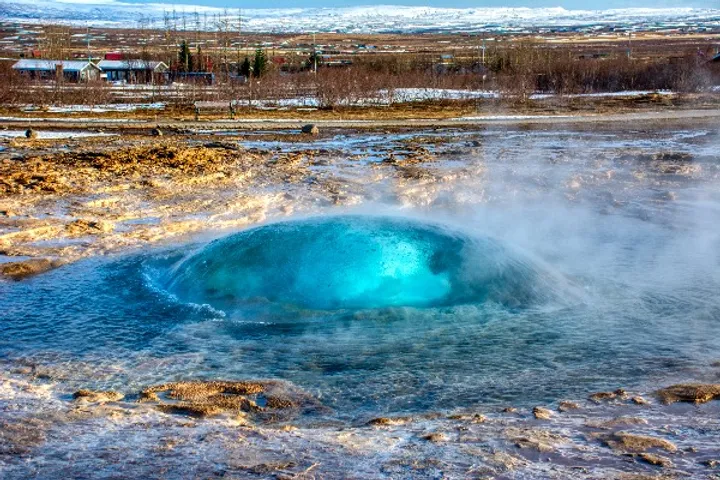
165,216,563,312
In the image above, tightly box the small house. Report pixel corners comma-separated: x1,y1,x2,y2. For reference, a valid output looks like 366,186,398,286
97,60,168,84
12,59,101,82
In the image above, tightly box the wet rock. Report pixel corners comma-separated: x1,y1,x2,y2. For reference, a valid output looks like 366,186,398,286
558,401,580,412
421,432,448,443
447,413,486,423
25,129,37,139
368,416,412,426
589,388,628,403
604,432,677,453
703,459,720,468
73,389,124,403
140,380,319,422
533,406,553,420
301,124,319,136
657,384,720,405
264,395,296,409
151,128,163,137
0,258,63,280
157,403,229,418
631,396,650,406
638,453,673,468
501,407,518,414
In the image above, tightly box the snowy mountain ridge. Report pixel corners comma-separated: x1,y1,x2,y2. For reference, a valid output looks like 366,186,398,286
1,0,719,33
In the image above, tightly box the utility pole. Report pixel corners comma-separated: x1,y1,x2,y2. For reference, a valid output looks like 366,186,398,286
313,32,318,74
86,24,90,61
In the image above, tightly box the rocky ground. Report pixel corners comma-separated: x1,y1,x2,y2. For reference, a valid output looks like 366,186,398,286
2,115,720,478
2,361,720,479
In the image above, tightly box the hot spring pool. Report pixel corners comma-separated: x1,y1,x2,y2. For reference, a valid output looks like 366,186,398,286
2,208,719,419
164,216,562,312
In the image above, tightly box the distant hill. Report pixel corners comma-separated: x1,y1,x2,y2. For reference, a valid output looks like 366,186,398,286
1,0,719,33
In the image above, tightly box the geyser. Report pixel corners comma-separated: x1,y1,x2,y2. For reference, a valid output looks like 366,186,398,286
166,216,552,311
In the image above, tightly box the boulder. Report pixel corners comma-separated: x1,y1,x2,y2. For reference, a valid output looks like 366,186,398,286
25,129,37,139
301,124,319,136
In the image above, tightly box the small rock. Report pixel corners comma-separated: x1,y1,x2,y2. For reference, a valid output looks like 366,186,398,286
447,413,486,423
73,389,124,403
151,128,163,137
558,401,580,412
421,432,448,443
631,396,650,405
638,453,673,468
703,459,719,468
589,388,628,403
25,129,37,139
501,407,518,414
533,406,553,420
368,416,411,426
301,124,319,136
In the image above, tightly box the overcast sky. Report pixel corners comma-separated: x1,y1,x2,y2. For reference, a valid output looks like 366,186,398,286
121,0,715,9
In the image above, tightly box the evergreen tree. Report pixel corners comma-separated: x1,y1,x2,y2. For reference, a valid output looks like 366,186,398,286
307,50,322,71
178,40,193,72
252,48,267,78
239,57,252,78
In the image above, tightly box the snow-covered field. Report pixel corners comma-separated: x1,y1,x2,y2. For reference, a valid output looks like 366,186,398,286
7,89,684,114
200,88,675,109
0,129,117,138
21,103,166,113
1,1,718,33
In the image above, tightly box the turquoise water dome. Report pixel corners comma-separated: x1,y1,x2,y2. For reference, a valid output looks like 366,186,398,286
166,216,549,311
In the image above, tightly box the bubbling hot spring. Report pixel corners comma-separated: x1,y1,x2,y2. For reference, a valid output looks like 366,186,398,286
165,216,564,312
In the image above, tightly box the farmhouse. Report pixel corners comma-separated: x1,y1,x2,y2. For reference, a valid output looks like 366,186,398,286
97,59,168,83
12,59,101,82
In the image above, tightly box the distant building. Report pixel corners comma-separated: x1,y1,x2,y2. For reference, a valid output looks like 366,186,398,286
104,52,124,61
97,60,168,84
12,59,101,82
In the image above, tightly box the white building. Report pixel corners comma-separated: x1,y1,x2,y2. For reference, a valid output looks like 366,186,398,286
12,59,101,82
